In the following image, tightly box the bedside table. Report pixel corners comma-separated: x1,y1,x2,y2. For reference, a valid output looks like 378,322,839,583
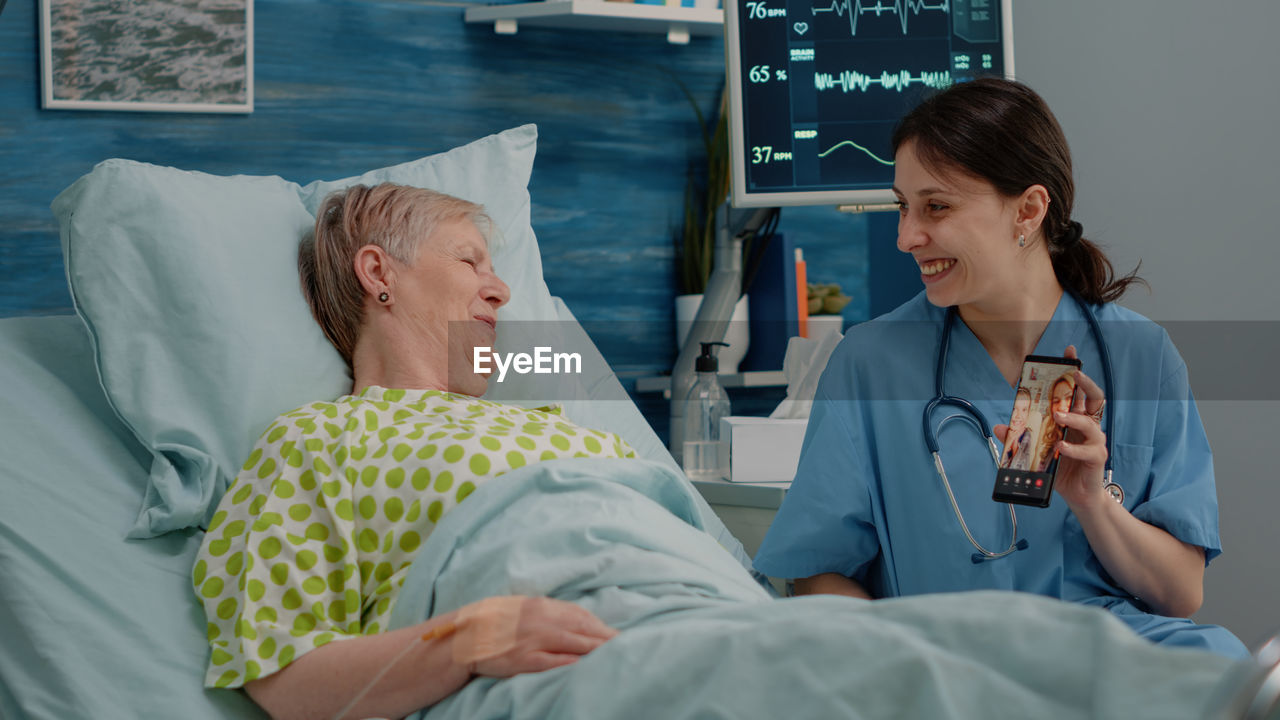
692,477,788,594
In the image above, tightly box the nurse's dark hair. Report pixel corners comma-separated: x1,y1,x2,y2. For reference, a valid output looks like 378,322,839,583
891,77,1145,305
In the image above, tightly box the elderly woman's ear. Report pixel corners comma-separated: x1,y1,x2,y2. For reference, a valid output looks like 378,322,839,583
353,244,395,305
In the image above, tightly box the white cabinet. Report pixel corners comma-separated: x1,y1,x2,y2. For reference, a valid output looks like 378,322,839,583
692,478,787,594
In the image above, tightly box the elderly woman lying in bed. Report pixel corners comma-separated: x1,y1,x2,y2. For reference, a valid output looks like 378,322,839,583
193,183,624,720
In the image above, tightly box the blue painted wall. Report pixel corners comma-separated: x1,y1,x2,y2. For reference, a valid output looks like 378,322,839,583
0,0,890,429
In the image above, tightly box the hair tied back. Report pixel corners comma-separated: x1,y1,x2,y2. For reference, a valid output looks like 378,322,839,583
1061,220,1084,246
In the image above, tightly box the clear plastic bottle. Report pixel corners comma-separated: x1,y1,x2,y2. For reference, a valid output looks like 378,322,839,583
682,341,732,480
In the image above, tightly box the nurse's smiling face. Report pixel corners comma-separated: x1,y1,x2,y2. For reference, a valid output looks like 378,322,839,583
892,140,1028,311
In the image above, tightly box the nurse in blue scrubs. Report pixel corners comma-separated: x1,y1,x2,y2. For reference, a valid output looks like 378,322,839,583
752,78,1249,658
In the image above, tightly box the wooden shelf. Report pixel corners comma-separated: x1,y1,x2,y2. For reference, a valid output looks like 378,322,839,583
464,0,723,44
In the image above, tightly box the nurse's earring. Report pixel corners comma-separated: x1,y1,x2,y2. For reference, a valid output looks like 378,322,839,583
378,291,390,303
1018,234,1026,248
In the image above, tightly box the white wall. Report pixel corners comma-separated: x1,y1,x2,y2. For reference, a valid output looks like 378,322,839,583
1014,0,1280,647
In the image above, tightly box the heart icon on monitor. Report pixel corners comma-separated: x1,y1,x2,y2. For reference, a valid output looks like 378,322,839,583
793,22,809,35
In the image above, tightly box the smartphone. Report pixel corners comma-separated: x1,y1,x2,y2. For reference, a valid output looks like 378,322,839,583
992,355,1082,508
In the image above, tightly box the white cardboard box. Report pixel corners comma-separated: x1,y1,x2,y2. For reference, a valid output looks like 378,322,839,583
717,416,808,484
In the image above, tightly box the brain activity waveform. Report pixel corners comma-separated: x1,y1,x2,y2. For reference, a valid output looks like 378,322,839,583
812,0,949,36
817,139,895,166
814,68,951,93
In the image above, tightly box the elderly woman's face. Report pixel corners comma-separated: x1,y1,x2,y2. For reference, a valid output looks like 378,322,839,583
397,218,510,394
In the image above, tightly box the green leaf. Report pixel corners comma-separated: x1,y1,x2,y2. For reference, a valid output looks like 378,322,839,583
670,78,739,295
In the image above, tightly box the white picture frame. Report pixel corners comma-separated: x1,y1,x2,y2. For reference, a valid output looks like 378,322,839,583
39,0,254,113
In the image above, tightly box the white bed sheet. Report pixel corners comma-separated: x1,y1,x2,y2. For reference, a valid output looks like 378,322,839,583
0,315,267,719
0,300,749,719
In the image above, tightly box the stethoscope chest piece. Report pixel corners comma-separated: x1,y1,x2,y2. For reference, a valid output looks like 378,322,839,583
1104,481,1124,504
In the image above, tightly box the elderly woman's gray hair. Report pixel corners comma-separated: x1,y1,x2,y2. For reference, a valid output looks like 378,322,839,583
298,183,492,368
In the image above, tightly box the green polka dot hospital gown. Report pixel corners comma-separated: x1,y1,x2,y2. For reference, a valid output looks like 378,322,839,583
193,386,636,688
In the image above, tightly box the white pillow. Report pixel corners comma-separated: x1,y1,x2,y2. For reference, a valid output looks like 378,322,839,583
53,125,560,538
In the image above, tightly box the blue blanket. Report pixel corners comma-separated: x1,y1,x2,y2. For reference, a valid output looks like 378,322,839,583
390,458,1239,719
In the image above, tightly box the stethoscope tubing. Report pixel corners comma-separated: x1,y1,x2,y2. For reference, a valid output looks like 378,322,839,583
926,290,1117,561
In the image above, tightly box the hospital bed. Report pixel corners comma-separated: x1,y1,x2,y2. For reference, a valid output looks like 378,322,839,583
1,125,1275,720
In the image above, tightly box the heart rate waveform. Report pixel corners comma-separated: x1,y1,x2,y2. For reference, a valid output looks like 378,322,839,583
815,68,951,93
812,0,949,36
817,138,895,166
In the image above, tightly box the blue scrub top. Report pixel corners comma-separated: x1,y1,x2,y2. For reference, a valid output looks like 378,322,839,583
754,292,1247,657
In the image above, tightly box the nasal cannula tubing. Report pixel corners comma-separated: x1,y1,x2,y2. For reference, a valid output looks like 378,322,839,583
329,621,458,720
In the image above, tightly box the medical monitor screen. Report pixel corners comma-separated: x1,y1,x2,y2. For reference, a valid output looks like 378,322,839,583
725,0,1014,208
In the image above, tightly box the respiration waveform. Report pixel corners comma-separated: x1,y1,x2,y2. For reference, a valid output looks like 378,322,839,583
814,68,951,93
817,139,895,165
811,0,949,36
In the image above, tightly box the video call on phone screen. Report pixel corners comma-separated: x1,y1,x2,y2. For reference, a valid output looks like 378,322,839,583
993,358,1079,506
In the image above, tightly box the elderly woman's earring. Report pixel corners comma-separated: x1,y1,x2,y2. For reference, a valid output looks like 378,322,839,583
1018,234,1026,248
378,291,390,303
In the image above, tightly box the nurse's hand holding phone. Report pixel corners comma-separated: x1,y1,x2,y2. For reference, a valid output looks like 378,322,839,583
1045,345,1112,511
993,345,1110,511
994,344,1206,618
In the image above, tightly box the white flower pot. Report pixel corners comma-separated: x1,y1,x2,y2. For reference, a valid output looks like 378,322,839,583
806,314,845,344
675,293,750,375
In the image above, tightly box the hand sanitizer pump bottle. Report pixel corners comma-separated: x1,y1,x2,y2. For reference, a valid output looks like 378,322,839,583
682,341,731,480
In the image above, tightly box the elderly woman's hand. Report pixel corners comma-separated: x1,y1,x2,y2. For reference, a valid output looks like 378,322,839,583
454,596,618,678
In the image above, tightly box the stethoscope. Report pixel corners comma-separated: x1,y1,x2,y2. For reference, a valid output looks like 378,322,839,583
923,290,1119,563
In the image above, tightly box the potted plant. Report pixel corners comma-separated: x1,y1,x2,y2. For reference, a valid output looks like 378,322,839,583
671,80,753,373
806,281,851,341
675,83,729,299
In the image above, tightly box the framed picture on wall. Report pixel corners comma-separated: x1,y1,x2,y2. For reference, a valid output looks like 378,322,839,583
39,0,253,113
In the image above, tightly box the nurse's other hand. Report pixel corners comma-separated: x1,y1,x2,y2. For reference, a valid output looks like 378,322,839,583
993,423,1010,443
